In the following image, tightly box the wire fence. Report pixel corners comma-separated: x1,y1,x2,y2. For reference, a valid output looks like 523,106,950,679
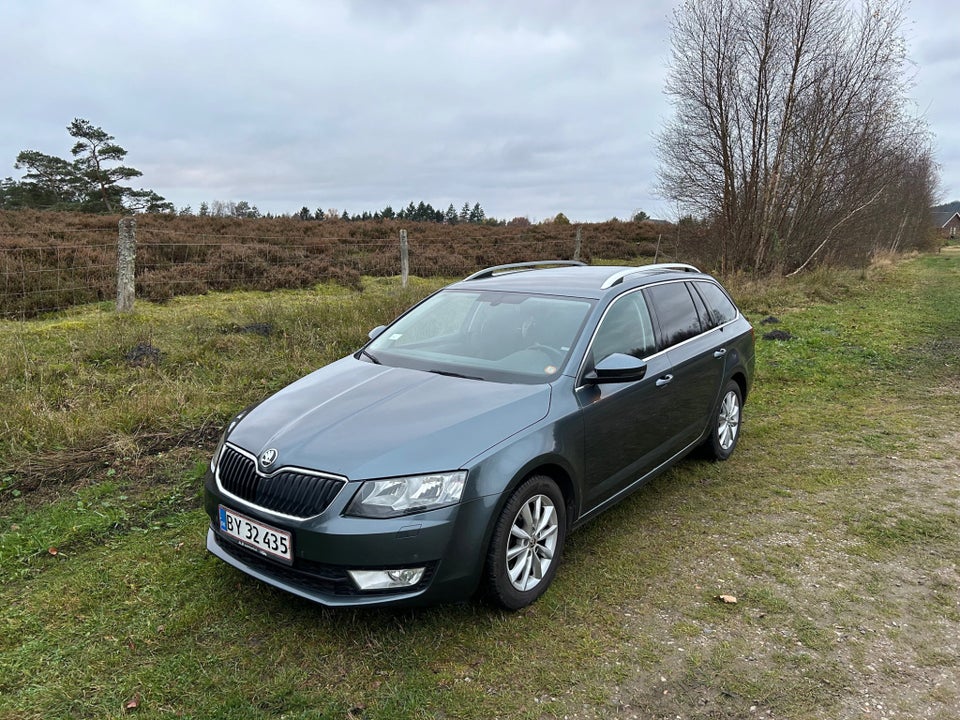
0,216,679,320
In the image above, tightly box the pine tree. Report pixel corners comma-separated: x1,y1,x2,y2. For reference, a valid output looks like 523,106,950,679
469,202,485,224
10,119,170,213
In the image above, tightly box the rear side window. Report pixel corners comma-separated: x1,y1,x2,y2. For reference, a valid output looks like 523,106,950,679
645,282,703,349
693,281,738,329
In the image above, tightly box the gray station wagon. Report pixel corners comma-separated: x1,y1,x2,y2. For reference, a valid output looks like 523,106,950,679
204,261,755,609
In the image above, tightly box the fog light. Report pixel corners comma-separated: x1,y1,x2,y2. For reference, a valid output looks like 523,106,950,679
348,567,425,591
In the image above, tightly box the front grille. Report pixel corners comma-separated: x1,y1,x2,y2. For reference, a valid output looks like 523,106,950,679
217,445,345,518
213,531,438,597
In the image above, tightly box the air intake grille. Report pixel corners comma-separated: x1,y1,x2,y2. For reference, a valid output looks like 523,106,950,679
217,445,345,518
213,532,438,597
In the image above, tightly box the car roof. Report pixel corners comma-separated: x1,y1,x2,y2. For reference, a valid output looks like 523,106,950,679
449,261,710,299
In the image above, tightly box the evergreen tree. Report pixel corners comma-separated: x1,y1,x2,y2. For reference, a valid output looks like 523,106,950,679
8,118,171,213
125,189,174,213
67,119,142,212
234,200,260,218
459,202,470,223
444,203,458,224
469,202,485,224
11,151,78,208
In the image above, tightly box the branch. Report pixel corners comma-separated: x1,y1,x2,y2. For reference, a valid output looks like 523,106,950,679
786,184,886,276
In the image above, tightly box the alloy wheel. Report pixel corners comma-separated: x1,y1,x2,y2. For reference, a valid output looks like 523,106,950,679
505,494,559,592
717,389,741,451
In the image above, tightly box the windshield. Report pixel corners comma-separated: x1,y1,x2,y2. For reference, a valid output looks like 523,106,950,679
366,289,594,383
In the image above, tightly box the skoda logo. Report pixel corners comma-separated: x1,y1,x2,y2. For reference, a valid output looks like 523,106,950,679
259,448,278,468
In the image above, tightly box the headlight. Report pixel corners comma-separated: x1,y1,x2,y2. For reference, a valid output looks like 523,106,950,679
345,471,467,518
210,431,228,473
209,408,251,473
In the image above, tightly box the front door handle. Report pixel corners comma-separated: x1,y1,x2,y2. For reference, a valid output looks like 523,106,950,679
656,374,674,387
713,348,727,358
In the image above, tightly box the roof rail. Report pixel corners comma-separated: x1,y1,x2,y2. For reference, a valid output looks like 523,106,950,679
463,260,586,282
600,263,701,290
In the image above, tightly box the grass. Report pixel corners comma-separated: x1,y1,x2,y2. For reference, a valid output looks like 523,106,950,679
2,252,959,719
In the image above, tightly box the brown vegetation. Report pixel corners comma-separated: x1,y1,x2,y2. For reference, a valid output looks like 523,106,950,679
0,210,675,317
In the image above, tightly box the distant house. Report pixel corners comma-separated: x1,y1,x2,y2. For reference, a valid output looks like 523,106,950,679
932,211,960,238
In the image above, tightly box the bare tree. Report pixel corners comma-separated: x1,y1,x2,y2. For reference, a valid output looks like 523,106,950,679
657,0,936,273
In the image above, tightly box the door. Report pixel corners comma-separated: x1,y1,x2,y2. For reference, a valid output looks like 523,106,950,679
576,291,677,508
646,282,726,447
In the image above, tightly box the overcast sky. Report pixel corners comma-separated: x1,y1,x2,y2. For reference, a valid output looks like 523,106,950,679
1,0,957,222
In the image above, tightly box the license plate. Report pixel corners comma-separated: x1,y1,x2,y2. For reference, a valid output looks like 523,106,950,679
218,505,293,564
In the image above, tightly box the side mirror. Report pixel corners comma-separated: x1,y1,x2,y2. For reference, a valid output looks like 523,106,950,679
583,353,647,384
367,325,387,341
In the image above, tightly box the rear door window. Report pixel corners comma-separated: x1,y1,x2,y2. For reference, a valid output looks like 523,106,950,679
692,281,738,329
645,282,704,350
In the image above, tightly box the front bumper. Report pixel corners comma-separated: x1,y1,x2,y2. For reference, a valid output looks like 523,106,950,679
204,470,496,607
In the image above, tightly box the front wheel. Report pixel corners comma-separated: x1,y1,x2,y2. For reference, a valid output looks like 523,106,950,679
485,475,566,610
706,380,743,461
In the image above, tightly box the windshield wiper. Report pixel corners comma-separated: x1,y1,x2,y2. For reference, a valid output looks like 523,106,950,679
359,348,381,365
428,369,483,381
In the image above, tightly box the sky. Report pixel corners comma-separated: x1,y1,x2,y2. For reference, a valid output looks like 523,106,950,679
1,0,957,222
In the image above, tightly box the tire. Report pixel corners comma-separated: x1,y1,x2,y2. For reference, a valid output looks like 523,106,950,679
706,380,742,461
485,475,566,610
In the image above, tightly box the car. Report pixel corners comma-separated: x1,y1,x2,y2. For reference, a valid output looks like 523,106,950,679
203,260,755,609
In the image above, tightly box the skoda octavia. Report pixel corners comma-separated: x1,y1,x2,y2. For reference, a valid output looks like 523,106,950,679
204,261,755,609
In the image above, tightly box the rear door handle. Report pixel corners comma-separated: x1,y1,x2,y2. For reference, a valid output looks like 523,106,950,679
656,374,674,387
713,348,727,358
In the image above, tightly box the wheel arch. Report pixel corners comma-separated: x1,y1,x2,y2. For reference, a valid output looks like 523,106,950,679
479,462,575,609
523,462,578,531
730,370,748,402
473,454,581,564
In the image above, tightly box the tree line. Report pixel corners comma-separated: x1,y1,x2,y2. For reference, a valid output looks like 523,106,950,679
295,200,491,225
0,123,519,225
0,121,506,226
181,199,499,225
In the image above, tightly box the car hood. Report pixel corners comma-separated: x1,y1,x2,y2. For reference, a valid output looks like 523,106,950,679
228,357,551,480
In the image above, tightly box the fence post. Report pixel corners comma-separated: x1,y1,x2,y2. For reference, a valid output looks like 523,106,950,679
400,229,409,287
573,225,582,261
117,216,136,312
